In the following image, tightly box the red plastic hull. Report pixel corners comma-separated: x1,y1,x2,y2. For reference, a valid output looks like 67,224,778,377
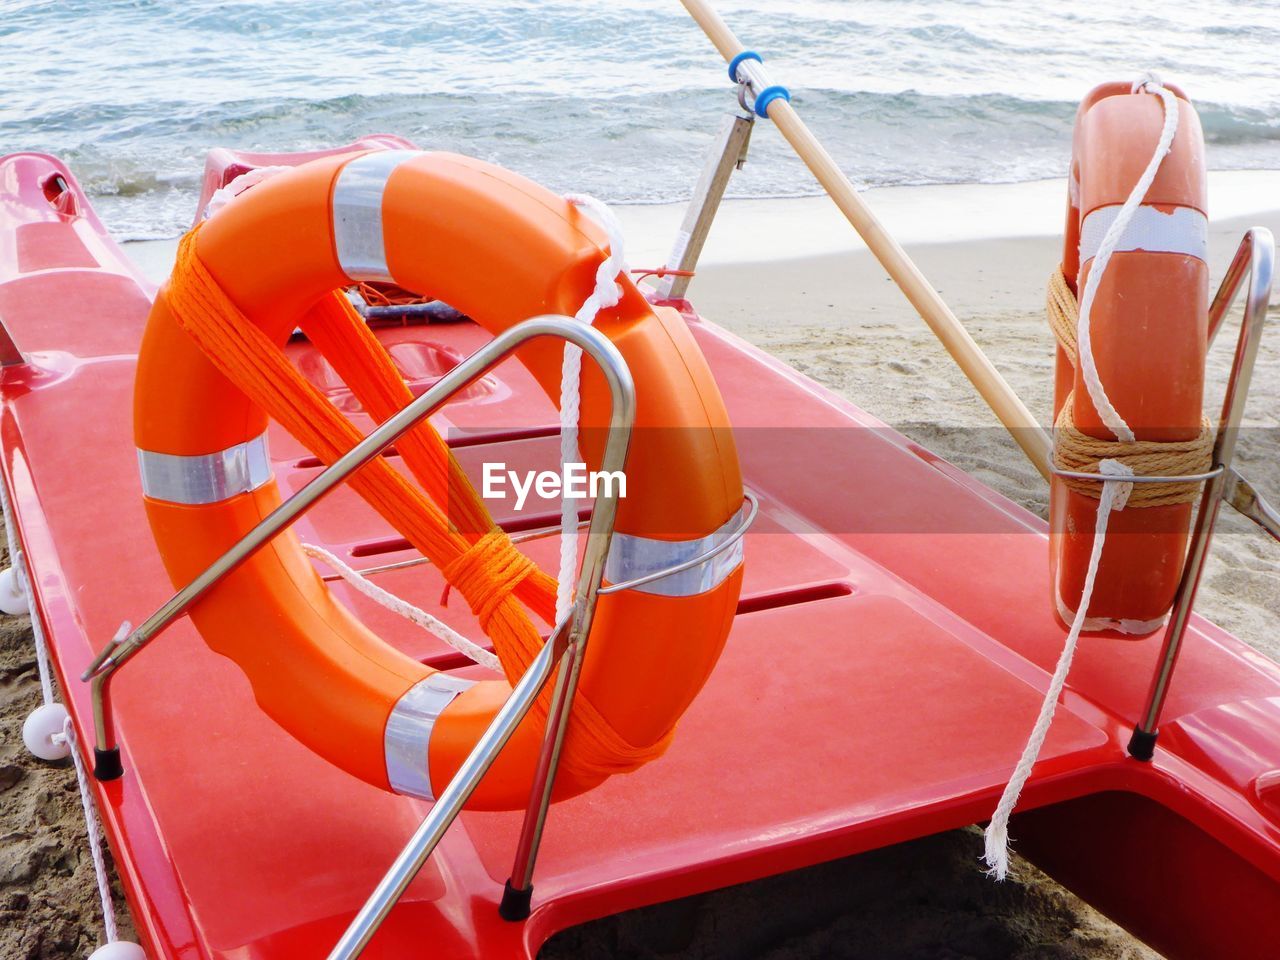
2,150,1279,959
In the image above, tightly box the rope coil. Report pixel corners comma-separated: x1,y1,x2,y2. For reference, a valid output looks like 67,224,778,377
1047,266,1214,506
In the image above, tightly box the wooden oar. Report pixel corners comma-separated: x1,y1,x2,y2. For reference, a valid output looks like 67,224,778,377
680,0,1054,480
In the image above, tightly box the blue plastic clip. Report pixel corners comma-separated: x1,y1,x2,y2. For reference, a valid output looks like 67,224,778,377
727,50,791,118
728,50,762,83
751,85,791,118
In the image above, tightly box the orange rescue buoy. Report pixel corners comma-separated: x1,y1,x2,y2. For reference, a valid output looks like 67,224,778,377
1051,82,1209,634
134,150,745,809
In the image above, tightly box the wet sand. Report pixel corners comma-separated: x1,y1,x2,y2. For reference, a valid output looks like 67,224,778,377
3,183,1278,957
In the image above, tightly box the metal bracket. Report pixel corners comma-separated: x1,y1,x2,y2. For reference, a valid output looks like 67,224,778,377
0,307,25,368
1127,227,1274,760
325,492,757,599
656,110,754,301
1051,466,1224,485
1223,466,1280,543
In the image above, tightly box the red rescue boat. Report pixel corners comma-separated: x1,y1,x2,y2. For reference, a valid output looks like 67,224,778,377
2,15,1279,960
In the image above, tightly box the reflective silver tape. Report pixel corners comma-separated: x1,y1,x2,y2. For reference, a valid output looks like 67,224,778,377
385,672,476,800
1080,204,1207,266
138,433,272,505
331,150,421,282
604,504,747,598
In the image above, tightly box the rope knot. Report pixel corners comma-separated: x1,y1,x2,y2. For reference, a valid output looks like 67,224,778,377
443,529,538,631
1132,71,1165,95
1097,457,1136,511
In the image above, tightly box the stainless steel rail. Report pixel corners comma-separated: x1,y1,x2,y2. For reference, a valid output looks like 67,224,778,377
1126,227,1274,760
596,490,756,596
1223,466,1280,543
79,316,641,938
317,518,593,583
326,313,641,956
495,486,758,920
319,492,758,595
329,629,565,959
1051,467,1225,485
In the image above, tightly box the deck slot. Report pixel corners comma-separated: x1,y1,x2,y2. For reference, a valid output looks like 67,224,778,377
417,582,855,668
349,506,594,558
736,581,853,615
290,424,562,470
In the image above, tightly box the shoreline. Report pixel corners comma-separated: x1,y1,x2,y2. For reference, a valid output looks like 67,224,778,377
122,169,1280,282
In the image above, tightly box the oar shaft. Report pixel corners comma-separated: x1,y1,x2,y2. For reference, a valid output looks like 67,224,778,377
679,0,1053,479
681,0,742,60
769,104,1052,476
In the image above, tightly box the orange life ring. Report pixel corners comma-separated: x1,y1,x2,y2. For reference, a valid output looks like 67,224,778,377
134,150,745,809
1051,82,1208,634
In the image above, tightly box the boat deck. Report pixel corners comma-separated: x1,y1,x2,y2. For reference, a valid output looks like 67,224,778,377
3,152,1280,959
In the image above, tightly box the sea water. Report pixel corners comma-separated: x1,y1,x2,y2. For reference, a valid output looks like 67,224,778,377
2,0,1277,240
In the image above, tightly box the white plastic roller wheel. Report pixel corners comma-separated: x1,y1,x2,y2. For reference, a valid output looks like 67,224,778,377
89,943,146,960
0,565,28,615
22,702,70,761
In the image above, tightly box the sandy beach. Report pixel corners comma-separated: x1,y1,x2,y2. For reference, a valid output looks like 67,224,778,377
685,196,1280,661
3,174,1279,957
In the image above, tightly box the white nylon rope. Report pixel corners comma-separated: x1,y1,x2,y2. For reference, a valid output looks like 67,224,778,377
983,75,1178,879
301,543,501,673
1074,76,1181,444
55,717,120,944
556,194,628,623
982,459,1132,877
0,479,50,703
0,478,127,950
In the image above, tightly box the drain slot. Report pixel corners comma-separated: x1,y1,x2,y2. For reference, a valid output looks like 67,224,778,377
737,582,853,615
348,506,593,559
291,424,562,470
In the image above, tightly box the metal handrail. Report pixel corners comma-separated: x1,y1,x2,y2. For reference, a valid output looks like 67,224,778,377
1127,227,1274,759
77,315,640,958
1050,467,1224,485
325,317,635,958
84,318,632,755
492,487,757,923
84,316,625,685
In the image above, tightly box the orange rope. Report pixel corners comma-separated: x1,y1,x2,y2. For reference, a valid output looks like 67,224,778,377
166,228,668,778
301,292,558,620
352,280,434,307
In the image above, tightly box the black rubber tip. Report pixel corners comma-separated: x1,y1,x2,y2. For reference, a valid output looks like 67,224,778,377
93,746,123,781
498,878,533,922
1127,727,1158,762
